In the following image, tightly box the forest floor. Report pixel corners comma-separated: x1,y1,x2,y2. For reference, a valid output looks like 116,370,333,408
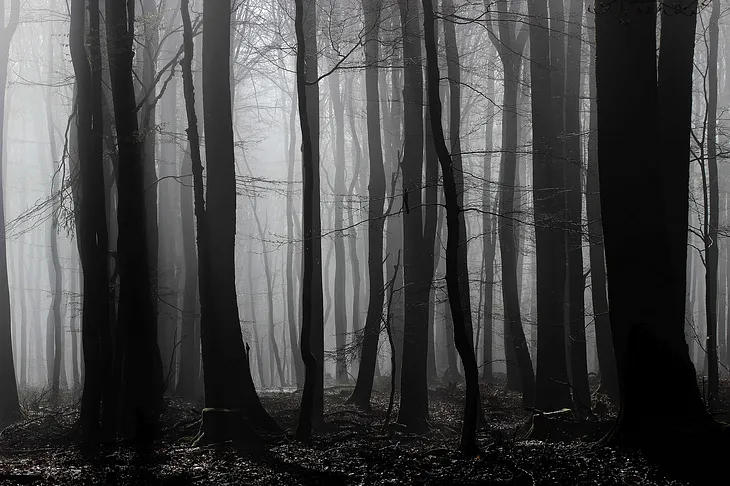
0,377,727,485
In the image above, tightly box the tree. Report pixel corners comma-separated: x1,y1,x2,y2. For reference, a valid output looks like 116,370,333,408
396,0,431,433
106,0,164,438
0,0,19,427
595,0,726,468
179,0,279,442
422,0,481,455
526,0,569,412
488,0,535,405
70,0,113,437
349,0,387,409
294,0,319,442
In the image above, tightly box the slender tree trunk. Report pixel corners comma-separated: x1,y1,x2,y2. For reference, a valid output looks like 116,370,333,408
0,0,19,426
294,0,320,442
422,0,481,453
705,0,720,400
564,0,591,417
481,58,496,382
349,0,386,408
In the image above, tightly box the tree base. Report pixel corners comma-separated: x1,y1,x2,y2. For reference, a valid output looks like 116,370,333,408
524,411,613,443
192,408,264,454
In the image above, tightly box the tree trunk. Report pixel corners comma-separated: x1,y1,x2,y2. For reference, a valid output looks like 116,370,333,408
397,0,431,433
586,27,618,403
422,0,481,453
705,0,720,400
349,0,386,409
106,0,164,438
526,0,570,412
563,0,591,417
491,1,535,406
0,0,19,426
596,0,717,463
294,0,320,442
71,0,113,437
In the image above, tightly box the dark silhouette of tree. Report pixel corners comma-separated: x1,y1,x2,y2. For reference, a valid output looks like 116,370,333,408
180,0,279,443
70,0,113,437
586,27,618,404
422,0,481,455
488,0,535,405
563,0,592,417
349,0,387,409
595,0,725,467
106,0,164,438
294,0,319,442
526,0,569,413
396,0,431,433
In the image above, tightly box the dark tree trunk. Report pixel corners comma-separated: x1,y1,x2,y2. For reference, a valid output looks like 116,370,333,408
705,0,720,400
586,30,618,404
526,0,570,412
106,0,164,438
44,17,63,399
349,0,386,408
490,0,535,406
286,83,304,388
0,0,18,426
175,149,200,398
481,51,496,382
564,0,591,417
397,0,431,433
71,0,113,437
422,0,481,454
596,0,720,465
294,0,320,442
328,64,348,384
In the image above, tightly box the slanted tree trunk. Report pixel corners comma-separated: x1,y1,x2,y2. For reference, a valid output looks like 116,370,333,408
349,0,386,409
422,0,481,454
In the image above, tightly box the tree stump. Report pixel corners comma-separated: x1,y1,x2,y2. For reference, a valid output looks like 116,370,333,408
193,408,264,453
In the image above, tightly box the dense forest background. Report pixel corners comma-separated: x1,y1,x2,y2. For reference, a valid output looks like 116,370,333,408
0,0,727,483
